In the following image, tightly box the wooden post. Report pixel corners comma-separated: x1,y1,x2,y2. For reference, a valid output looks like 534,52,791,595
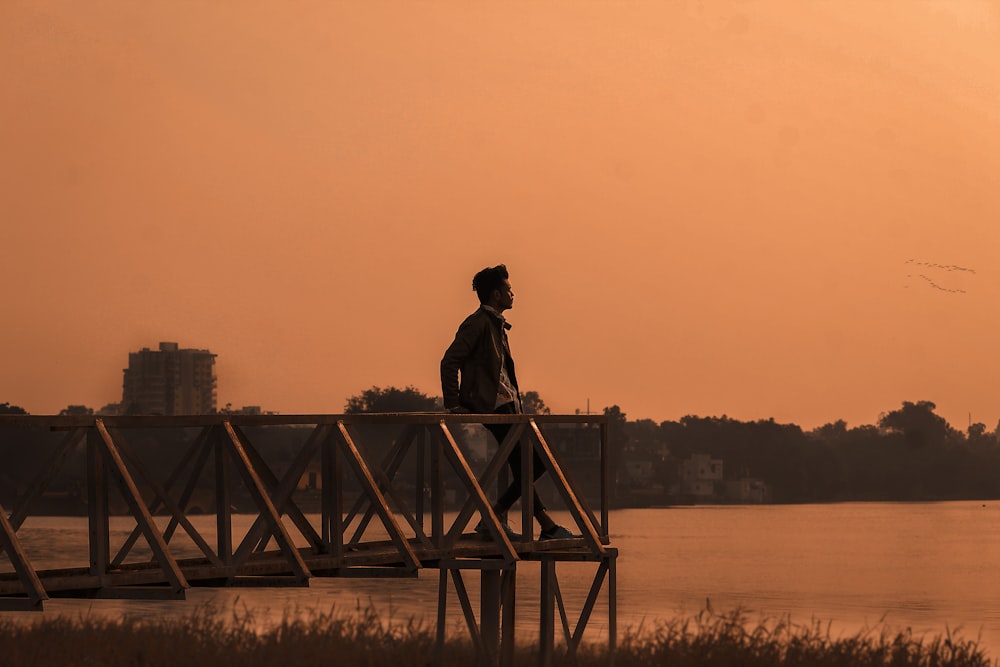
86,427,109,583
480,570,501,667
540,559,556,667
432,427,443,546
608,554,617,666
215,427,232,566
435,568,448,667
500,566,516,667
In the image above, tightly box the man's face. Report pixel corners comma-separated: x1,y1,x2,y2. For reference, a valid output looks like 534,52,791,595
494,279,514,311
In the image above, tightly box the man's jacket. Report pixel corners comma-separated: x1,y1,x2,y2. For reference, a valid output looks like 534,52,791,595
440,306,521,414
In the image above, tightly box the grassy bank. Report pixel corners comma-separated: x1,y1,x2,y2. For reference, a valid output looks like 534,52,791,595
0,604,992,666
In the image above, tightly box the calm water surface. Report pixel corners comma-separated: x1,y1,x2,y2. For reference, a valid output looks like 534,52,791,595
8,502,1000,654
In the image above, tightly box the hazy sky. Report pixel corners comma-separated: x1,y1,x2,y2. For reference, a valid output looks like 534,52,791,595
2,1,998,430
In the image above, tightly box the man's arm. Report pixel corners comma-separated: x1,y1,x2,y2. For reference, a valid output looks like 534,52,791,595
440,315,484,411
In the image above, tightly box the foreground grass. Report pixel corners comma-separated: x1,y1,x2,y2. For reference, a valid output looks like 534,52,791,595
0,604,992,666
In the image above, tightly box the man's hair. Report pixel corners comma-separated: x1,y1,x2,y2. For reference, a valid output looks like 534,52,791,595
472,264,509,304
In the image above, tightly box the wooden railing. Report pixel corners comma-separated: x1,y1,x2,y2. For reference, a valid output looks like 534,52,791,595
0,413,610,607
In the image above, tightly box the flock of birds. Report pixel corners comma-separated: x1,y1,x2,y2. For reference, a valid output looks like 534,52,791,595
903,259,976,294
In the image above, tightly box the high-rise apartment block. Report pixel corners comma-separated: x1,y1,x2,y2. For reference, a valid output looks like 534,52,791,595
121,342,217,415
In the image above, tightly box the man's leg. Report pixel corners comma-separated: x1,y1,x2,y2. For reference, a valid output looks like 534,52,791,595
485,422,559,535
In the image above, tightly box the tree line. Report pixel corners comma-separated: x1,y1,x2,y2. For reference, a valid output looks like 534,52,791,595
3,392,1000,505
613,400,1000,503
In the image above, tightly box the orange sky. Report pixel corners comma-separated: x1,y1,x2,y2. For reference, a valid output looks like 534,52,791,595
2,1,998,430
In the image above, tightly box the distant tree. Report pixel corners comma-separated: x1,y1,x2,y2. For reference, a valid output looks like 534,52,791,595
58,405,94,416
967,422,996,445
811,420,848,441
344,386,439,413
878,400,958,449
521,390,550,415
0,403,27,415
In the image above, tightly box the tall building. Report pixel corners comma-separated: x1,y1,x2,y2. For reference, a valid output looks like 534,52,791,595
122,342,217,415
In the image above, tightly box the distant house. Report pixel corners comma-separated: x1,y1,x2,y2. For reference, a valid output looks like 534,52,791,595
724,477,772,503
677,453,723,498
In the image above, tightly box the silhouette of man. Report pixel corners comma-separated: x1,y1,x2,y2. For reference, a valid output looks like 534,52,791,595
441,264,577,541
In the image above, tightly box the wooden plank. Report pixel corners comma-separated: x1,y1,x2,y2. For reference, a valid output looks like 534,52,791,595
221,422,311,583
95,420,188,593
94,586,185,600
0,413,609,431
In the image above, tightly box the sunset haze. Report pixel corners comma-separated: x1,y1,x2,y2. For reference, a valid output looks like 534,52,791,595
2,1,998,430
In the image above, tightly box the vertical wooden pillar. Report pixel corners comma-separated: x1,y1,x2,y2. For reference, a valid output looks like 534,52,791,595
435,568,448,667
500,566,516,667
416,427,426,535
480,570,501,667
608,554,617,666
431,429,443,546
215,429,232,566
539,559,556,667
322,430,343,559
86,427,109,582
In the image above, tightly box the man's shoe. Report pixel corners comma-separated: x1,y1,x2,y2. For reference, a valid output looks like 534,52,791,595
475,519,522,542
540,524,581,540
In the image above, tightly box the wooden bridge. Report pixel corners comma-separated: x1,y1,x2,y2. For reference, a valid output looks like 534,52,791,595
0,413,615,666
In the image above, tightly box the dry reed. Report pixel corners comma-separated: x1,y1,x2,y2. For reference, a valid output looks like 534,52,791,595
0,603,992,666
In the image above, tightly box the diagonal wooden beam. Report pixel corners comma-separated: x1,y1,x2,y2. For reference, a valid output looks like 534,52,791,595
535,422,602,538
344,424,418,529
437,422,517,564
339,424,433,551
110,428,223,567
8,427,86,531
335,421,420,571
233,424,330,560
221,421,311,582
0,501,46,609
567,561,609,660
529,420,606,555
95,420,188,593
112,428,209,568
449,569,491,663
444,422,527,547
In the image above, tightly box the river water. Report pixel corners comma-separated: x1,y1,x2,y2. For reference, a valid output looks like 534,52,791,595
6,502,1000,656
